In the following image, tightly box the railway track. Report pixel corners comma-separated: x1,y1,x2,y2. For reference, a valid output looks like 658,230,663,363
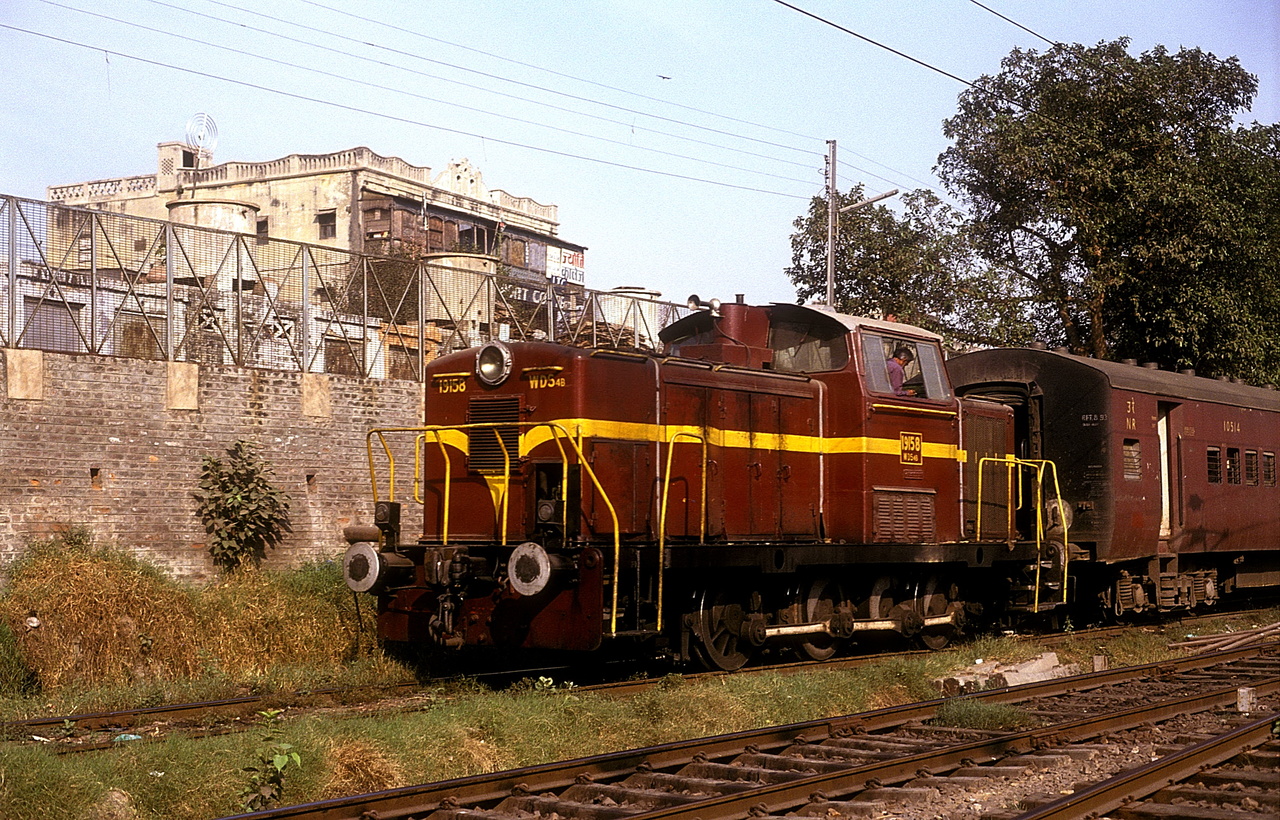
2,608,1272,751
216,642,1280,820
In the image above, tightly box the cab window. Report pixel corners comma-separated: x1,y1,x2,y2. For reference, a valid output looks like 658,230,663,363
768,320,850,373
861,333,952,400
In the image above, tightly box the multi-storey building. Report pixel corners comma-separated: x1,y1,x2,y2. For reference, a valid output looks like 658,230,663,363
48,143,587,289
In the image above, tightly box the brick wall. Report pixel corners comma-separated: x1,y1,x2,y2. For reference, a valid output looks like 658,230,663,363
0,349,423,582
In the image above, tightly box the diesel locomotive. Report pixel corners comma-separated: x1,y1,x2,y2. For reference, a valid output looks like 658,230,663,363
342,299,1280,669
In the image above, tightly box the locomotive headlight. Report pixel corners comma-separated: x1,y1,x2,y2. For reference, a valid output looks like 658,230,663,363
475,341,512,386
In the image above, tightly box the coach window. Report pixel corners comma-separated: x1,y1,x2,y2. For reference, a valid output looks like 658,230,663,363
861,333,951,400
1263,452,1276,487
1245,450,1259,486
1226,448,1242,484
1207,447,1222,483
1123,440,1141,480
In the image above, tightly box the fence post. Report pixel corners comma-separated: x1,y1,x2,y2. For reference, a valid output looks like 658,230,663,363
164,222,175,360
300,245,311,373
8,197,18,345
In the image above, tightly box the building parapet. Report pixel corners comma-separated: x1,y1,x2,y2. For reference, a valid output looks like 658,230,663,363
49,175,158,203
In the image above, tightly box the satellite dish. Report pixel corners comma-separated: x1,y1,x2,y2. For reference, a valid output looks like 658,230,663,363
185,112,218,158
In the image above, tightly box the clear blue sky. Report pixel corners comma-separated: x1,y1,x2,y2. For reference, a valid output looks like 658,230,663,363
1,0,1275,305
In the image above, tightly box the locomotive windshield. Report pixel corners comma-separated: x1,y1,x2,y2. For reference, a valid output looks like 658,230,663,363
769,319,850,373
862,333,952,400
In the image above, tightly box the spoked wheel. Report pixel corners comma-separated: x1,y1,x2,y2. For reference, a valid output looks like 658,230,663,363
799,577,843,661
691,587,751,671
868,575,923,642
917,573,960,650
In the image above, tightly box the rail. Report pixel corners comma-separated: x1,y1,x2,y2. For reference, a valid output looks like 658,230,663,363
977,456,1070,611
657,432,709,632
364,422,629,635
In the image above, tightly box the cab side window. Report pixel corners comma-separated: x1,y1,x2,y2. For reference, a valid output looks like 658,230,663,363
861,333,952,400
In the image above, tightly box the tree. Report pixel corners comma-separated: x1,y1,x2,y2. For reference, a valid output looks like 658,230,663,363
785,186,1034,346
937,38,1280,381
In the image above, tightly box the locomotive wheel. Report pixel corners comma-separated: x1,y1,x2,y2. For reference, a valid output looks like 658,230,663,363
917,574,958,650
691,587,751,671
799,577,842,661
868,575,923,639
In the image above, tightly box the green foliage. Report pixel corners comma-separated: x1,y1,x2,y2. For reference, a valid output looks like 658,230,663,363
195,441,292,571
785,188,1034,345
937,38,1280,380
240,709,303,811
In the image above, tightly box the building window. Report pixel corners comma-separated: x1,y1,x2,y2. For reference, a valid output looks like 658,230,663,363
502,237,527,268
317,210,337,240
427,217,445,252
457,224,489,253
115,311,165,360
1263,452,1276,487
1226,447,1242,484
324,337,362,376
388,345,417,381
1122,440,1141,480
256,217,269,244
1207,447,1222,484
1245,450,1259,486
24,297,84,353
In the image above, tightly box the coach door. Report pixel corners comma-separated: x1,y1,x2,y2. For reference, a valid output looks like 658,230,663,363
1158,402,1178,539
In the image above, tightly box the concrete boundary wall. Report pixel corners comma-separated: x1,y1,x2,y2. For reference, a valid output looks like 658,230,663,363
0,348,423,581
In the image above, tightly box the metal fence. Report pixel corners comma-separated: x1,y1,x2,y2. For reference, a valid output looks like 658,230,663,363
0,195,690,381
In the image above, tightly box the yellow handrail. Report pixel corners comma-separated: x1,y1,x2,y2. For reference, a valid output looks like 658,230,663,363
657,432,709,632
976,456,1070,610
364,422,626,635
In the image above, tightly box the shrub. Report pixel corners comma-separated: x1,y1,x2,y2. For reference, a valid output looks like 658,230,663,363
195,441,292,571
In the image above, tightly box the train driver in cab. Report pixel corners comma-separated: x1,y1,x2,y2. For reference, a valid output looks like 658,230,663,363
886,347,916,397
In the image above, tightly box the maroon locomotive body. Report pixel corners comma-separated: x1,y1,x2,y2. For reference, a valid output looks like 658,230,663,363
344,300,1279,668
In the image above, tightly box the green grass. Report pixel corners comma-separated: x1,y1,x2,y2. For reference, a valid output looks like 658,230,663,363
0,544,1273,820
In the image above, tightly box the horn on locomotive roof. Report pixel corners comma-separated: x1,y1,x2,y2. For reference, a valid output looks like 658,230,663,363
686,294,722,315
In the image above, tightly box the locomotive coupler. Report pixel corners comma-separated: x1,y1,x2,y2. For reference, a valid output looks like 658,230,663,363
430,595,464,647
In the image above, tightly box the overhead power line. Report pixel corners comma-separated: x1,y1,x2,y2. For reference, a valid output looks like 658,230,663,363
185,0,940,196
288,0,827,146
0,23,814,200
37,0,819,187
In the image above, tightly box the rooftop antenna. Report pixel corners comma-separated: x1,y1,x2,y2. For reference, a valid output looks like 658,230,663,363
184,112,218,168
183,113,218,198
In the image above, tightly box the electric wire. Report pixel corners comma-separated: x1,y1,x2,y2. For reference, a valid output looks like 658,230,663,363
196,0,943,195
0,23,813,200
179,0,821,160
288,0,826,146
36,0,819,187
62,0,940,197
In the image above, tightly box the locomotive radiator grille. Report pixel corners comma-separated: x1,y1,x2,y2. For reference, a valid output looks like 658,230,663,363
872,487,937,543
467,395,522,474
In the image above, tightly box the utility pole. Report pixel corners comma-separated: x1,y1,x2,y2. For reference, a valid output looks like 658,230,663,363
825,140,837,307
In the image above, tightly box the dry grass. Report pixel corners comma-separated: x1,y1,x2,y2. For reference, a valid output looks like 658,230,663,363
319,739,405,799
0,531,203,690
0,530,382,699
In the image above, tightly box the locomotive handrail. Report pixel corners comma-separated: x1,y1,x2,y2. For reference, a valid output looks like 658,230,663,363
976,456,1071,611
418,431,451,543
364,422,627,635
869,403,958,417
657,432,710,633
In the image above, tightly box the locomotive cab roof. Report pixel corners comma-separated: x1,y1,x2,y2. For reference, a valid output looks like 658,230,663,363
659,302,941,371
